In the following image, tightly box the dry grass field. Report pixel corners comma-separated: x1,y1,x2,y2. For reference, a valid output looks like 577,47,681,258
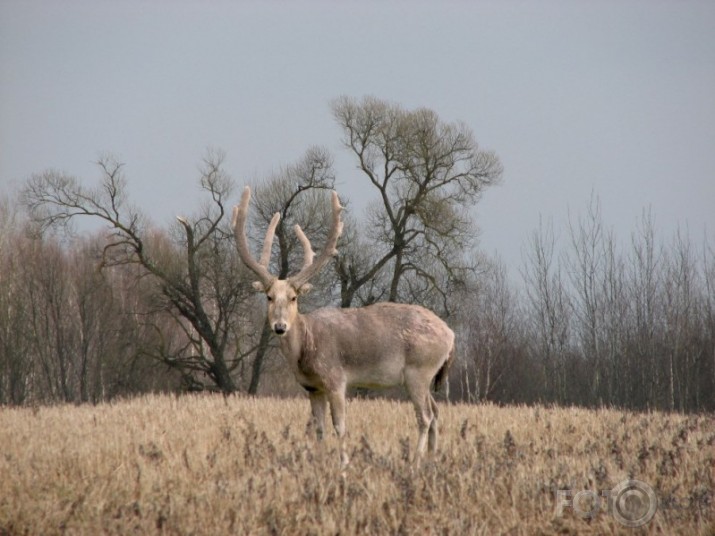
0,394,712,535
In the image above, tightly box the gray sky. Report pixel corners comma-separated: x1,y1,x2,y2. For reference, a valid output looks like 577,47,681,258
1,0,714,275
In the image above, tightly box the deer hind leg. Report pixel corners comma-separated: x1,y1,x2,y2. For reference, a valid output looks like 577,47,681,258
405,371,434,464
308,391,328,441
327,389,350,467
428,394,439,453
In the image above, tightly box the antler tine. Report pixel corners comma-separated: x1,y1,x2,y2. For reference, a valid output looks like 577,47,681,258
294,225,315,271
231,186,277,288
259,212,281,267
289,190,343,289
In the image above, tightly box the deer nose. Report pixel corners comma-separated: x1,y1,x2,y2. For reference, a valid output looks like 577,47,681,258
273,323,287,335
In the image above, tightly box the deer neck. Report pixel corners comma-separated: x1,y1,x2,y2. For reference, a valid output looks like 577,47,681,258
278,312,310,363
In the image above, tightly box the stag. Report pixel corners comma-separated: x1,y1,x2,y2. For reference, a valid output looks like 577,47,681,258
232,187,454,465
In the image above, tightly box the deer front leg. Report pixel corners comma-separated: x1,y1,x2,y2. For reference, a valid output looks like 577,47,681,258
327,389,349,468
308,391,328,441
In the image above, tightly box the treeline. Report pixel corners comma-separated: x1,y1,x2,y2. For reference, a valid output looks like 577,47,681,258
0,206,180,403
2,96,713,411
2,192,713,412
454,199,715,413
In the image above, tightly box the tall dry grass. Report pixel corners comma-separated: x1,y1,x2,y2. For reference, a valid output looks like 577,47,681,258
0,394,712,535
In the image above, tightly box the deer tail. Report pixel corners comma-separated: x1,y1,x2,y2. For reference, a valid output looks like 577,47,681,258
433,343,455,393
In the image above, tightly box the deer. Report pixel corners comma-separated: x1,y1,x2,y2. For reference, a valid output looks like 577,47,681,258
231,186,455,466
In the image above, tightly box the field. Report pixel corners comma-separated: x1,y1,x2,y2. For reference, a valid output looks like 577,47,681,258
0,395,712,535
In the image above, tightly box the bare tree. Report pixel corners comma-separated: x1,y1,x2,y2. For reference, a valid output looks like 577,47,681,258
461,258,520,402
599,228,628,406
0,199,34,404
626,210,663,408
702,237,715,410
332,96,502,313
521,217,571,403
66,238,116,402
662,228,701,411
565,194,608,404
23,152,251,393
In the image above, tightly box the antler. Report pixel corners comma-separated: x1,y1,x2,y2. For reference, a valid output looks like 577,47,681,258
231,186,280,289
288,190,344,290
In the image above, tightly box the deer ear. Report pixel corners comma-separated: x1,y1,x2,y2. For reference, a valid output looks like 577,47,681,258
297,283,313,295
252,281,266,292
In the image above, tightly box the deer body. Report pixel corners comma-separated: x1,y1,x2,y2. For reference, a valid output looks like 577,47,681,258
233,187,454,465
280,302,453,392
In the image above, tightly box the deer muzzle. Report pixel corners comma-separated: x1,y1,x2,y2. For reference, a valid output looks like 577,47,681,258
273,322,287,335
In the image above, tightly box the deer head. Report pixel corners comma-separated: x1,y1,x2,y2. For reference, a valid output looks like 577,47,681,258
231,186,343,335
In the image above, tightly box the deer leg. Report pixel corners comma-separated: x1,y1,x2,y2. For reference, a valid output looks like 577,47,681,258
309,391,328,441
405,372,434,464
428,394,439,453
327,389,349,467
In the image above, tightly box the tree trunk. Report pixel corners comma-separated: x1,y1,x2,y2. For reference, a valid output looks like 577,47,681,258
248,320,273,394
388,251,402,302
211,350,237,393
339,270,355,308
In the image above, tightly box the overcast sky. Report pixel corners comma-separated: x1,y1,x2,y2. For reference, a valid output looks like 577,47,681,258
1,0,713,276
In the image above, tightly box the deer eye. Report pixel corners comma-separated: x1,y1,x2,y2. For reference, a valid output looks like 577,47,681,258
291,296,297,302
266,295,273,302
